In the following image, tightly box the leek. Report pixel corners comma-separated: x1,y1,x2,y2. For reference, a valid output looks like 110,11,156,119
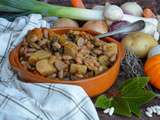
0,0,104,20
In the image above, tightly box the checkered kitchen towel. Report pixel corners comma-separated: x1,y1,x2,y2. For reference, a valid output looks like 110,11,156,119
0,14,99,120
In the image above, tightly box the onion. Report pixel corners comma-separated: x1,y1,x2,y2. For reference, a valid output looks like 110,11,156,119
121,2,143,16
82,20,108,33
109,21,130,40
53,18,79,28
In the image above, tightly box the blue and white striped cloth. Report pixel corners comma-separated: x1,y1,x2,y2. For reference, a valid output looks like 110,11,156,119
0,14,99,120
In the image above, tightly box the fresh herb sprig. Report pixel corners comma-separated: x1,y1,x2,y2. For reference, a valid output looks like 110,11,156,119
95,77,156,117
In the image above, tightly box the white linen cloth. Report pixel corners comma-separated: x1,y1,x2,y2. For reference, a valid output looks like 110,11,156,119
0,14,99,120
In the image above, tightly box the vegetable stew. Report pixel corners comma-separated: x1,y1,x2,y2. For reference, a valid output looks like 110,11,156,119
19,28,118,80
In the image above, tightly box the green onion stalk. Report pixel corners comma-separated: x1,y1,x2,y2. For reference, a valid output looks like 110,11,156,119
0,0,104,20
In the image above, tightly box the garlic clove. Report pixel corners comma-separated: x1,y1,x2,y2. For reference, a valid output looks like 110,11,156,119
104,4,124,21
121,2,143,17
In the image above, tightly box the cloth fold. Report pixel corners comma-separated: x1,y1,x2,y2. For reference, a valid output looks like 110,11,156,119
0,14,99,120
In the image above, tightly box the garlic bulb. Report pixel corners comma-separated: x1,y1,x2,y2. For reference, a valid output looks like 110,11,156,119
121,2,143,16
104,5,124,21
141,22,157,35
153,31,160,41
148,45,160,58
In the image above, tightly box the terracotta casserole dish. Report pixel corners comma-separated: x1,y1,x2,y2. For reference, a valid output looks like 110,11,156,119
9,28,125,97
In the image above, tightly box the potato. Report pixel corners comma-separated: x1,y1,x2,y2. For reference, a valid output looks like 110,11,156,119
29,50,51,64
70,64,87,75
36,59,56,76
98,55,109,66
94,65,108,75
64,41,78,57
103,43,118,57
48,56,56,64
122,32,158,58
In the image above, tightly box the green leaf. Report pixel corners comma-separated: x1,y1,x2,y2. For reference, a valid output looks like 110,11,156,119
121,90,156,105
95,95,112,109
129,102,141,117
119,77,149,95
111,97,131,117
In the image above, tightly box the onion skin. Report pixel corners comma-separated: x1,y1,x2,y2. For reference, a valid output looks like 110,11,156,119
54,18,79,28
82,20,108,33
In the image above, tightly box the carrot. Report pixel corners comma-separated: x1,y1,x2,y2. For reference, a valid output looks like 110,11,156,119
71,0,85,8
143,8,156,18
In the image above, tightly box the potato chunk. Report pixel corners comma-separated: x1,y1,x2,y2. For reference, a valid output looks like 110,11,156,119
64,41,78,57
98,55,109,66
36,59,56,76
48,56,56,64
70,64,87,75
94,65,108,75
29,50,51,64
103,43,118,57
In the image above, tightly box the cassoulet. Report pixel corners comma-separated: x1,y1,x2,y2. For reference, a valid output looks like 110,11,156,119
19,28,118,80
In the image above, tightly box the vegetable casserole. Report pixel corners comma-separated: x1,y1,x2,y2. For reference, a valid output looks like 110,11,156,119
19,28,118,80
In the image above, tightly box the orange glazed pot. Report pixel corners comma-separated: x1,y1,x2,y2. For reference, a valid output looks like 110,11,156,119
9,28,125,97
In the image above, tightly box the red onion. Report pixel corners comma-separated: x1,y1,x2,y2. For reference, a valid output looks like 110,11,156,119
109,21,130,40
